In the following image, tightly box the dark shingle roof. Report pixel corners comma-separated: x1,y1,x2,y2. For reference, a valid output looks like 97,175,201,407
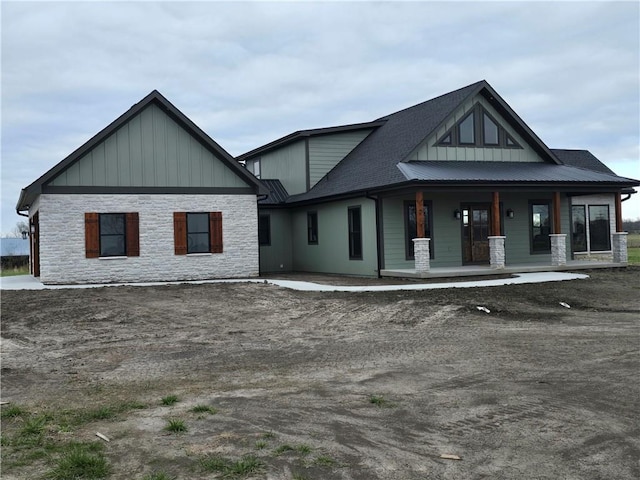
397,161,638,186
259,179,290,204
288,81,485,202
551,149,616,174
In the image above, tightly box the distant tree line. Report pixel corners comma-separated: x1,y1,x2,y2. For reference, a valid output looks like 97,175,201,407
623,219,640,233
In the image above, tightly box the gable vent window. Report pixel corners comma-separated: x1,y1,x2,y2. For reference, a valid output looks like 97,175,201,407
436,104,522,149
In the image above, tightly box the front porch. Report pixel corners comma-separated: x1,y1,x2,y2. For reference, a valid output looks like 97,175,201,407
380,259,626,279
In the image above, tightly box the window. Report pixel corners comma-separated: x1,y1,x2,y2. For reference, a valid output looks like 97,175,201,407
405,201,433,259
187,213,210,253
571,205,587,252
258,214,271,246
348,206,362,260
436,104,523,149
85,212,139,258
588,205,611,251
173,212,223,255
458,113,475,144
307,212,318,244
530,202,551,253
483,113,499,145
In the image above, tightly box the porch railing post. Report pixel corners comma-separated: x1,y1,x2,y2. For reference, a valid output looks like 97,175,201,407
488,235,506,269
550,234,567,266
612,232,628,264
413,238,430,275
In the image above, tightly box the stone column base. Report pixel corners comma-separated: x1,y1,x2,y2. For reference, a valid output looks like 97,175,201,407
612,232,628,264
550,234,567,266
413,238,431,273
488,236,506,269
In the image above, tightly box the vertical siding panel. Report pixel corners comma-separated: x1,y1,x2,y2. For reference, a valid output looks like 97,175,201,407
79,152,93,184
139,106,153,186
154,106,167,186
92,143,106,185
165,119,179,185
117,126,130,186
176,128,189,187
202,149,214,186
104,135,119,185
128,115,143,185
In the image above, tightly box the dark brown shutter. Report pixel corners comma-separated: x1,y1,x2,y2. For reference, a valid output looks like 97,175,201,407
174,212,187,255
210,212,223,253
125,212,140,256
85,212,100,258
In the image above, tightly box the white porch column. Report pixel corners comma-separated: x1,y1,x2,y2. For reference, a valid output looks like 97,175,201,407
550,234,567,266
488,236,506,269
612,232,628,264
413,238,431,274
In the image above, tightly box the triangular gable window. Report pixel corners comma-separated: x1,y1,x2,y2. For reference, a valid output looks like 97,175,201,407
436,104,523,149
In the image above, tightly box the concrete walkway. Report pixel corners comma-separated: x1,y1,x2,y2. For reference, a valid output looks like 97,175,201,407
1,272,589,292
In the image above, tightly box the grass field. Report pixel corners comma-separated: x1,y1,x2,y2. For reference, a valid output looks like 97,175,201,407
0,265,29,277
627,233,640,265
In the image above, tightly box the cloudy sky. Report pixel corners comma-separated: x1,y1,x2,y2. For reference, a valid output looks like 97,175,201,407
2,0,639,234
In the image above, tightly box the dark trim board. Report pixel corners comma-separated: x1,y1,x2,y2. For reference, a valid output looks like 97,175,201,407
41,186,256,195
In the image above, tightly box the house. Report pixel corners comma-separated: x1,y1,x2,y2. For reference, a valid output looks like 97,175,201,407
240,80,639,277
16,91,267,284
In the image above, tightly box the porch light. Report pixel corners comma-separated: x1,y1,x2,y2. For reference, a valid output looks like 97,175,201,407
507,209,515,219
453,209,461,220
30,224,36,234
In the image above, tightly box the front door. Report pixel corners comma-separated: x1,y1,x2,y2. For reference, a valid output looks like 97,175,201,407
462,205,490,264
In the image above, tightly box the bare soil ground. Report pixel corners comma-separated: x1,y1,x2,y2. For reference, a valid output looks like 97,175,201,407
1,267,639,480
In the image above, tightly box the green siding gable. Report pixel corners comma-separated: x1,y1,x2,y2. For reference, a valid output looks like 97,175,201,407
48,103,247,189
308,129,373,187
409,95,545,163
258,140,307,195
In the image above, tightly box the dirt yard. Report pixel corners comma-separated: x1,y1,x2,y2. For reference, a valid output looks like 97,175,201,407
1,268,639,479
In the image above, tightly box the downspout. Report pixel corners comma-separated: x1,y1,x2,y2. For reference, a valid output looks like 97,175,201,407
17,211,29,218
365,192,382,278
621,193,632,202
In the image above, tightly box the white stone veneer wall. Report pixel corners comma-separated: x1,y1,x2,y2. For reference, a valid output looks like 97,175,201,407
33,194,259,284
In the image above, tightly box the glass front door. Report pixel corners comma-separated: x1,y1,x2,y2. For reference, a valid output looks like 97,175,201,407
462,205,490,264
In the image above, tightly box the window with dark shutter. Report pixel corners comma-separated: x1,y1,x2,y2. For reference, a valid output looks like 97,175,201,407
210,212,223,253
125,213,140,256
175,211,223,254
86,212,139,258
85,213,100,258
174,212,188,255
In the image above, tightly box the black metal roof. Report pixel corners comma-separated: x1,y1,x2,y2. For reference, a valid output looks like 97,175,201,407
259,179,289,205
17,90,267,212
396,161,638,186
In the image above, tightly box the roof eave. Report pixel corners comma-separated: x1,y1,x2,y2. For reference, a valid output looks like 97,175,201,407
237,120,386,161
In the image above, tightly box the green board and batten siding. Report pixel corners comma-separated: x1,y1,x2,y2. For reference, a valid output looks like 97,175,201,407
48,104,247,189
308,129,373,187
259,209,293,273
408,95,544,163
290,198,378,276
257,141,307,195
